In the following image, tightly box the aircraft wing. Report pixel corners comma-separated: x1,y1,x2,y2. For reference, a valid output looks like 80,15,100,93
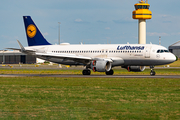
35,52,92,64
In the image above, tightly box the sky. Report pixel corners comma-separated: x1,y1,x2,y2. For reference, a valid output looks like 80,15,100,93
1,0,180,49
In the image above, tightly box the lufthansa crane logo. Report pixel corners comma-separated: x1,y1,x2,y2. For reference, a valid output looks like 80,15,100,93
27,24,37,38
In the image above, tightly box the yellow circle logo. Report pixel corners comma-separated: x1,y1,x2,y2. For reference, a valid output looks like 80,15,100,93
27,24,37,38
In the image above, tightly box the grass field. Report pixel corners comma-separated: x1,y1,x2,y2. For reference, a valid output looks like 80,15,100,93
0,60,179,119
0,68,180,75
166,59,180,67
0,77,180,119
0,59,180,75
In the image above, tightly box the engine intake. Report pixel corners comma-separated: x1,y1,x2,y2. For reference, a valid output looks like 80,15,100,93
91,60,112,72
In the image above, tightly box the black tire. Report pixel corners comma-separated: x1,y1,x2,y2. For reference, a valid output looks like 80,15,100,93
106,69,114,75
86,70,91,75
82,69,91,75
150,71,155,76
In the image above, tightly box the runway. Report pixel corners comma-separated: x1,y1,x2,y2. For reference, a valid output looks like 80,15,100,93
0,74,180,78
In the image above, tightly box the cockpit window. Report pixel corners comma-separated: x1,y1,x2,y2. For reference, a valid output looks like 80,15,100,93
160,50,164,53
157,49,169,53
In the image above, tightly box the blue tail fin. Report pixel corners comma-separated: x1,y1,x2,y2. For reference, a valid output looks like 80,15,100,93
23,16,51,46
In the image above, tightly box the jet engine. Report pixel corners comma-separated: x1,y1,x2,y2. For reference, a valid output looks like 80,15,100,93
91,60,112,72
125,66,145,72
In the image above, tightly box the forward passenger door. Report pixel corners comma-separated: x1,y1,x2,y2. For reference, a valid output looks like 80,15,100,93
145,46,151,58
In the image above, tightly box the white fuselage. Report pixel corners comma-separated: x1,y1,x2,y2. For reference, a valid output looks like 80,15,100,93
25,43,176,67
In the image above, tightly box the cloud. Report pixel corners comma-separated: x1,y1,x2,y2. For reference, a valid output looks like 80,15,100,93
162,21,172,23
113,18,135,24
161,15,168,18
170,32,180,35
147,32,169,36
43,32,49,36
8,40,17,44
1,35,19,41
1,35,11,40
75,19,83,22
74,18,90,24
105,27,110,30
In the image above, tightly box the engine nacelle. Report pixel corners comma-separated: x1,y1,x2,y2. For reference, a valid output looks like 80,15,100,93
91,60,112,72
126,66,145,72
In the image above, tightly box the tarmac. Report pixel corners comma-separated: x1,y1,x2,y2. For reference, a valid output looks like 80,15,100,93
0,74,180,78
0,64,180,78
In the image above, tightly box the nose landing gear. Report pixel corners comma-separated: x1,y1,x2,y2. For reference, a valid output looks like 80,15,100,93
150,66,156,76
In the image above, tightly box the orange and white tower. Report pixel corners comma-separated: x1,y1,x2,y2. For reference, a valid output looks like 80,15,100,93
132,0,152,44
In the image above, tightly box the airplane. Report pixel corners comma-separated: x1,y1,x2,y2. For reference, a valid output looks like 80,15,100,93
7,16,176,76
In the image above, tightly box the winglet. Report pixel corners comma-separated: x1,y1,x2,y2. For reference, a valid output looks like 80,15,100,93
17,40,25,52
6,40,35,54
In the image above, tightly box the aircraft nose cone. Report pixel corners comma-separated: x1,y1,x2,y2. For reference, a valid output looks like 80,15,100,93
171,54,177,62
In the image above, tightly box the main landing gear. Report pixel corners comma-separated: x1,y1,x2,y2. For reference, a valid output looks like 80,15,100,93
82,69,114,75
105,69,114,75
150,66,156,76
82,69,91,75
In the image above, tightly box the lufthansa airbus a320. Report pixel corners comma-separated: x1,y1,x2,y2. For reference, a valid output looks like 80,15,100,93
7,16,176,76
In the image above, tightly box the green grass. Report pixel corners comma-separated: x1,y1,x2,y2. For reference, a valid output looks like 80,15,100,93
0,68,180,75
167,59,180,67
0,77,180,119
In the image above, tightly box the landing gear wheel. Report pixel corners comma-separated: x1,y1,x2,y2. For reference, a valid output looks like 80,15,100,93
150,66,156,76
82,69,91,75
150,71,156,76
106,69,114,75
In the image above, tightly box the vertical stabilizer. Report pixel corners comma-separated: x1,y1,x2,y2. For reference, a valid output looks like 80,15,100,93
23,16,51,46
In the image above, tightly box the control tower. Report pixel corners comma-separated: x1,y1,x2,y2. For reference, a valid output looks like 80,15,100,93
132,0,152,44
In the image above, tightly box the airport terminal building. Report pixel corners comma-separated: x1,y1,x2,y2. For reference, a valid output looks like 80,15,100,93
0,50,36,64
169,41,180,58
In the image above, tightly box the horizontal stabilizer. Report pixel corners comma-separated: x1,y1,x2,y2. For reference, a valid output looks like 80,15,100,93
5,48,21,51
5,48,35,53
6,40,35,54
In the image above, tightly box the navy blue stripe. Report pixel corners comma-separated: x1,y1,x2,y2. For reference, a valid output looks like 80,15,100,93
133,14,152,15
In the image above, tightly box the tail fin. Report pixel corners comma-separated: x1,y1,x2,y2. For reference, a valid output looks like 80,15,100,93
23,16,51,46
